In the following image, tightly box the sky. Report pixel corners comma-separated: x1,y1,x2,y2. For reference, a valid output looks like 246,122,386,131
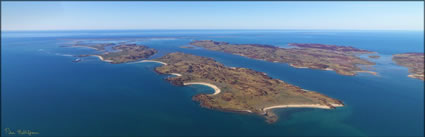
1,2,424,31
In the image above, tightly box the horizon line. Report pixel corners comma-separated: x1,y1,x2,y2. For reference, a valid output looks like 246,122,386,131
2,28,424,32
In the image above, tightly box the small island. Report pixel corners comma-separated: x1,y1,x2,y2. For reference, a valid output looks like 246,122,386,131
392,53,424,80
189,40,377,76
368,55,380,59
151,52,343,123
74,43,158,64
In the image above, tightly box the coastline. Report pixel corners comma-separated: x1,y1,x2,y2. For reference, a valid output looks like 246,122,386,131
136,60,221,96
289,64,309,69
170,73,182,77
183,82,221,95
262,103,343,113
355,70,378,75
71,45,99,50
91,55,113,62
138,60,168,65
408,74,424,80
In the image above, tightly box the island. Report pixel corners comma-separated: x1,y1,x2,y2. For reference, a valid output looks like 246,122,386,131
69,43,116,51
368,55,380,59
189,40,377,76
150,52,343,123
392,53,424,80
74,43,158,64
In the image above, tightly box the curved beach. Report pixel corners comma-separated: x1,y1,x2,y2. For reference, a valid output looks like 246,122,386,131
262,103,343,112
138,60,168,65
170,73,182,77
92,55,113,62
183,82,221,95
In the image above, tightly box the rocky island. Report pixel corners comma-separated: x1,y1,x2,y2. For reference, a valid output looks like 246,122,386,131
151,52,344,123
190,40,377,76
392,53,424,80
74,43,158,64
368,55,380,59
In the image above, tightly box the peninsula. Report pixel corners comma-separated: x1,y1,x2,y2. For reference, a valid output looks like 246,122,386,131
74,43,158,64
152,52,343,123
189,40,377,76
392,53,424,80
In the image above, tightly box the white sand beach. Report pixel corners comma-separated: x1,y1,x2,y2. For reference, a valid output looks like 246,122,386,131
138,60,168,65
183,82,221,95
92,55,113,62
170,73,182,77
324,68,334,71
289,64,309,69
262,103,343,112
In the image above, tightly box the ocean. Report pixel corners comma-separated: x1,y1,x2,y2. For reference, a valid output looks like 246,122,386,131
1,30,424,136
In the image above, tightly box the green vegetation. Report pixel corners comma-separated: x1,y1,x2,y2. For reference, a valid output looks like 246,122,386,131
190,40,377,76
154,52,343,123
392,53,424,80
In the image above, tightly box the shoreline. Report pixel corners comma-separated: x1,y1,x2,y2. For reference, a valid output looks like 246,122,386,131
71,45,99,50
129,60,223,96
355,70,377,75
91,55,113,62
262,103,343,113
183,82,221,95
170,73,182,77
289,64,309,69
408,74,424,80
137,60,168,65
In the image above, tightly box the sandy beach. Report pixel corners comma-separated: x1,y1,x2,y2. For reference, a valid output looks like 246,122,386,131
92,55,113,62
262,103,343,112
138,60,168,65
324,68,334,71
289,64,309,69
170,73,182,77
183,82,221,95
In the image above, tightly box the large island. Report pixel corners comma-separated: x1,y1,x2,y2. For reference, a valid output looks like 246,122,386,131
74,43,158,64
151,52,343,123
190,40,377,76
392,53,424,80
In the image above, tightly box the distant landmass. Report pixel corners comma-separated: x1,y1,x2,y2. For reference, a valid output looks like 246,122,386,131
150,52,343,123
190,40,377,76
72,43,157,64
392,53,424,80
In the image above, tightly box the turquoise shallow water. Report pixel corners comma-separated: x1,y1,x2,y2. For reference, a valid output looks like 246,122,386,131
1,30,424,136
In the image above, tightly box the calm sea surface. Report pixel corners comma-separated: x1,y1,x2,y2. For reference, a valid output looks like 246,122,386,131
2,30,424,136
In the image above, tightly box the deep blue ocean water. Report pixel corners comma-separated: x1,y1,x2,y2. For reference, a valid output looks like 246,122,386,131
2,30,424,136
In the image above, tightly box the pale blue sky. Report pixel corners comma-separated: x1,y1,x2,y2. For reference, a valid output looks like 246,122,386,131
1,2,423,31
